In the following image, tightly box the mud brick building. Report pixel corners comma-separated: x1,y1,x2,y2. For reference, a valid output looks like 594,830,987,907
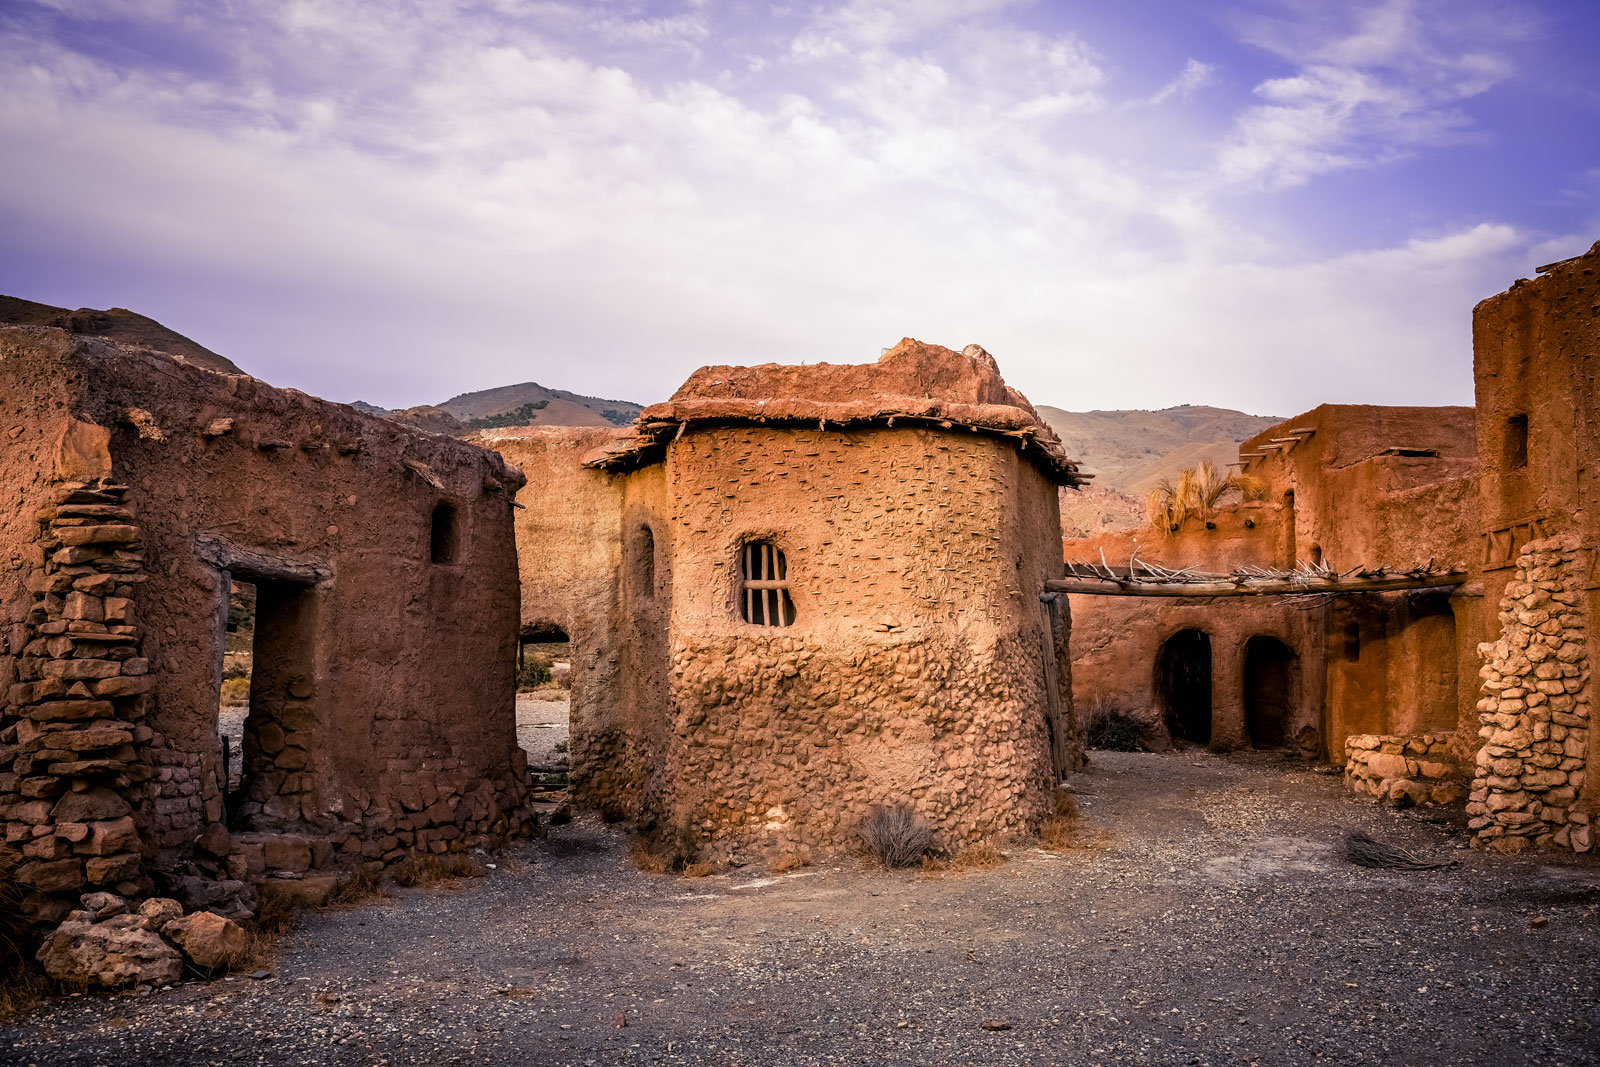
0,326,533,918
1466,240,1598,852
1064,404,1480,763
490,339,1082,860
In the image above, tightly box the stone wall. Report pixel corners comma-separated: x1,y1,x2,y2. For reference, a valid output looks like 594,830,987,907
1343,733,1467,807
4,480,155,909
1,326,535,915
1467,536,1592,853
657,424,1069,858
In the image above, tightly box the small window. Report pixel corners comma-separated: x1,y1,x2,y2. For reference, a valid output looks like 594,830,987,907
1343,622,1361,662
1506,414,1528,470
634,525,656,599
430,503,459,563
740,541,795,627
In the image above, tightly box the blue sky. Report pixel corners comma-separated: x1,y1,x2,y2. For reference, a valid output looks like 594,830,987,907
0,0,1596,415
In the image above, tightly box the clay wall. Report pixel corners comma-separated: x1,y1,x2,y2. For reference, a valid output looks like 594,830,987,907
1066,404,1481,760
0,328,532,912
1467,242,1599,852
485,429,674,817
657,424,1067,857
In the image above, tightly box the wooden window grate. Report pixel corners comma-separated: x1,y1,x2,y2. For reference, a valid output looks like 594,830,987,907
740,541,796,627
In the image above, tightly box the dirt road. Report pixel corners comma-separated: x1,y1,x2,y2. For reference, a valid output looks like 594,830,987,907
5,750,1597,1066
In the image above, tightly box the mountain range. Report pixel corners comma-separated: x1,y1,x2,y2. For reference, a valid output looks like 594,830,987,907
1,293,1279,537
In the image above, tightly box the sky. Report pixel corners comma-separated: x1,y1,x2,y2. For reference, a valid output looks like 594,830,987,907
0,0,1596,416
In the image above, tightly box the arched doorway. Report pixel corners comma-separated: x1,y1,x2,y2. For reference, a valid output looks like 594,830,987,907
1157,629,1212,745
1244,636,1296,748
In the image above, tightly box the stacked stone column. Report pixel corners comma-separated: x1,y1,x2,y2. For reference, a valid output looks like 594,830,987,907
1468,536,1592,853
0,481,154,915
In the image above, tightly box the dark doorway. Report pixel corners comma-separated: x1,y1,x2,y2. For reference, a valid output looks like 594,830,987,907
1157,629,1212,745
220,573,317,829
1243,636,1295,748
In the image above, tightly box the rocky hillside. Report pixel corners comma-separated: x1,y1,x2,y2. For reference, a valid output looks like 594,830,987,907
435,383,642,430
0,294,243,375
1041,404,1282,536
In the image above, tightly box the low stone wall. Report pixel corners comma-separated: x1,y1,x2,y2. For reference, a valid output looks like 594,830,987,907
1467,536,1592,853
1344,733,1467,806
2,481,157,914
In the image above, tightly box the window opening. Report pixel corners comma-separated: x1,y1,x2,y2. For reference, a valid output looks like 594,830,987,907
218,579,256,815
634,525,656,599
1155,629,1211,745
431,503,459,563
1506,414,1528,470
219,574,317,830
1343,622,1361,661
740,541,796,626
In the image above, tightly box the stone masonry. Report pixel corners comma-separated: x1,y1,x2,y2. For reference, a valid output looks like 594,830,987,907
2,480,155,907
1467,536,1593,853
1344,732,1468,807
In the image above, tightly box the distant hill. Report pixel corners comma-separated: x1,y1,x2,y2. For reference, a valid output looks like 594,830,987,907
435,382,643,430
0,294,243,375
1040,404,1282,536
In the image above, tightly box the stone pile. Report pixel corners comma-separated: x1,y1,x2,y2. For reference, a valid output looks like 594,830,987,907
35,890,248,988
1,481,156,915
1344,733,1467,807
1467,536,1592,853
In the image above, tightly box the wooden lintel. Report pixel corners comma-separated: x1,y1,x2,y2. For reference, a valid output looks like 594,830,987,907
1044,572,1466,598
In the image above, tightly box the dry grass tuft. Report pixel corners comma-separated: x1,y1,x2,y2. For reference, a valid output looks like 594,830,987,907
770,849,811,874
858,804,932,869
1039,813,1113,852
921,841,1008,876
391,853,486,889
682,861,715,879
1053,788,1079,819
326,867,393,909
627,842,671,874
252,888,302,937
629,821,702,876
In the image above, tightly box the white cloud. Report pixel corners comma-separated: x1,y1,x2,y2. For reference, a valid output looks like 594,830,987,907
1212,0,1523,188
1148,59,1216,106
0,0,1561,416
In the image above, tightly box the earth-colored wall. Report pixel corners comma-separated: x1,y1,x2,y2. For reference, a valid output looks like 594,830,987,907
500,418,1074,858
1066,404,1481,759
657,424,1069,858
1469,242,1599,851
0,327,532,914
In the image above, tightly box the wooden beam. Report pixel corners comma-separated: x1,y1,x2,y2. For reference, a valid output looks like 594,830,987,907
1044,572,1465,598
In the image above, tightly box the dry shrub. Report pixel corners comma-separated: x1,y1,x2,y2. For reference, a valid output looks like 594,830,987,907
1083,697,1147,752
858,804,932,869
252,888,302,936
326,867,392,909
629,821,701,875
682,861,714,879
1039,812,1113,853
627,842,671,874
1053,788,1079,819
391,853,486,889
771,849,811,874
219,676,251,706
922,841,1007,876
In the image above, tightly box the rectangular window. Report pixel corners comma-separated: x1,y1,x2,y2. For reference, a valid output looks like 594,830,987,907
740,541,796,627
1506,414,1528,470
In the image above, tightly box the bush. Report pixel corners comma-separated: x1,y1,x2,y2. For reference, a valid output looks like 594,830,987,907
858,804,932,869
516,653,552,691
1084,697,1148,752
392,853,486,889
629,820,702,875
220,676,251,706
0,846,26,974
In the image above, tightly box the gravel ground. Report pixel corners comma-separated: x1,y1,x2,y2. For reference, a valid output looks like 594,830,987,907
514,692,570,767
5,749,1598,1067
